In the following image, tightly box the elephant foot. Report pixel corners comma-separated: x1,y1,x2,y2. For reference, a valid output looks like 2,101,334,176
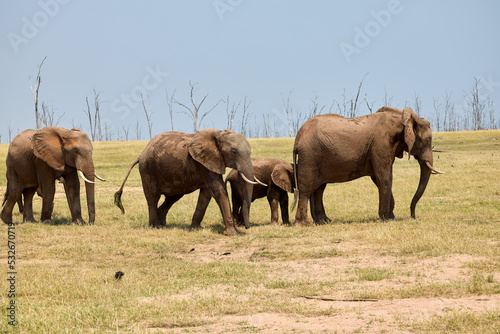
223,227,239,236
23,217,38,224
314,216,332,225
1,211,13,225
294,218,314,226
189,223,202,231
42,219,53,225
73,218,86,225
379,213,395,221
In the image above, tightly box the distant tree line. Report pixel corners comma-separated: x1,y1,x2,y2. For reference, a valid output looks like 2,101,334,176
1,59,498,144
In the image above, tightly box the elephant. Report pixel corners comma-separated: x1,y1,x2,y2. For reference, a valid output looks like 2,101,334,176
114,129,261,235
226,158,294,225
1,126,105,225
292,107,444,225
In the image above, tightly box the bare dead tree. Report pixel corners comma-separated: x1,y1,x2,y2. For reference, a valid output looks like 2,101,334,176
335,89,348,117
351,74,367,118
71,118,82,130
29,56,47,130
123,126,130,141
468,77,486,130
488,98,496,130
308,93,326,118
433,97,441,132
261,114,272,138
83,90,102,141
94,90,102,141
281,90,296,137
239,96,252,136
443,91,452,131
140,93,153,139
165,89,176,131
173,81,221,132
84,97,95,140
224,96,241,130
383,85,393,106
364,93,375,113
135,120,142,140
413,93,422,117
8,125,13,143
40,102,64,127
444,92,457,132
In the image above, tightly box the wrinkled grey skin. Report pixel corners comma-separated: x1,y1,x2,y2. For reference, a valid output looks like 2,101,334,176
293,107,442,225
227,158,294,226
1,127,99,225
115,129,256,235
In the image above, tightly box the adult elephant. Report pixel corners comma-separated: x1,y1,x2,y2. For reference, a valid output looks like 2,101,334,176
292,107,444,225
1,127,105,225
227,158,294,225
114,129,260,235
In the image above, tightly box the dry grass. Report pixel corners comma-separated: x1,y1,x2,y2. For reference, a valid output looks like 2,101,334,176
0,130,499,333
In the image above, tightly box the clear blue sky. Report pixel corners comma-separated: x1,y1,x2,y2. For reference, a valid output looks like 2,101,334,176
1,0,499,142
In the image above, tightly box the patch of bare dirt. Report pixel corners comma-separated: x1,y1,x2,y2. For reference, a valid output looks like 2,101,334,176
158,295,500,333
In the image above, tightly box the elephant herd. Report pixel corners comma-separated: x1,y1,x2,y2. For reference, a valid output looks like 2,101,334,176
1,107,443,234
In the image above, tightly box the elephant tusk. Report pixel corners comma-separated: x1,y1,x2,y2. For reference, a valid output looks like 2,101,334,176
425,161,445,175
255,176,268,187
95,174,106,182
239,172,258,185
78,170,96,184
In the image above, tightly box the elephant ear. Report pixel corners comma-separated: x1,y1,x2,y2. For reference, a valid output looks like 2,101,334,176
402,107,416,158
31,127,66,173
188,129,226,174
271,163,294,193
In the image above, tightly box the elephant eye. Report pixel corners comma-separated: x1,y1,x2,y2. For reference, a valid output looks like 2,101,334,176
230,148,238,155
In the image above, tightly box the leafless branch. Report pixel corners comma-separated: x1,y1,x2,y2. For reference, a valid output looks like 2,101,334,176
140,93,153,140
29,56,47,130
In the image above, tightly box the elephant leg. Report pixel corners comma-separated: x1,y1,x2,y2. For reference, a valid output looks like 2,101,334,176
146,193,162,228
62,171,85,225
279,191,290,225
158,194,184,226
267,187,280,224
17,198,24,214
190,188,212,230
40,182,55,224
311,184,330,224
371,172,394,220
231,187,243,226
295,192,313,226
1,183,23,225
206,178,239,235
22,188,37,223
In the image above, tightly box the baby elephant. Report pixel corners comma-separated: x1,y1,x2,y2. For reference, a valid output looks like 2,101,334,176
227,158,294,225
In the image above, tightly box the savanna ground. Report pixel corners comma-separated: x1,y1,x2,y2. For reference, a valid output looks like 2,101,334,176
0,130,499,333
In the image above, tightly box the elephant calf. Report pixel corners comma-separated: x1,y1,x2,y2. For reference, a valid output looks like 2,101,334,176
227,158,294,225
114,129,261,235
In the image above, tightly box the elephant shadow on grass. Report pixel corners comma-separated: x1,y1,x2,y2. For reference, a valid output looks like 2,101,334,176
329,216,407,225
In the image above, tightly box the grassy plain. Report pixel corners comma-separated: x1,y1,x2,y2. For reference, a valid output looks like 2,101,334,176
0,130,499,333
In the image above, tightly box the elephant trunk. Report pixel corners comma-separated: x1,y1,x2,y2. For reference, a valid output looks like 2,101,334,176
238,162,255,229
78,162,96,225
410,159,432,219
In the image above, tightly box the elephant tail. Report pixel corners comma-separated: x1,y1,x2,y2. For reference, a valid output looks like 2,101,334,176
291,147,299,212
114,158,139,214
2,190,7,208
